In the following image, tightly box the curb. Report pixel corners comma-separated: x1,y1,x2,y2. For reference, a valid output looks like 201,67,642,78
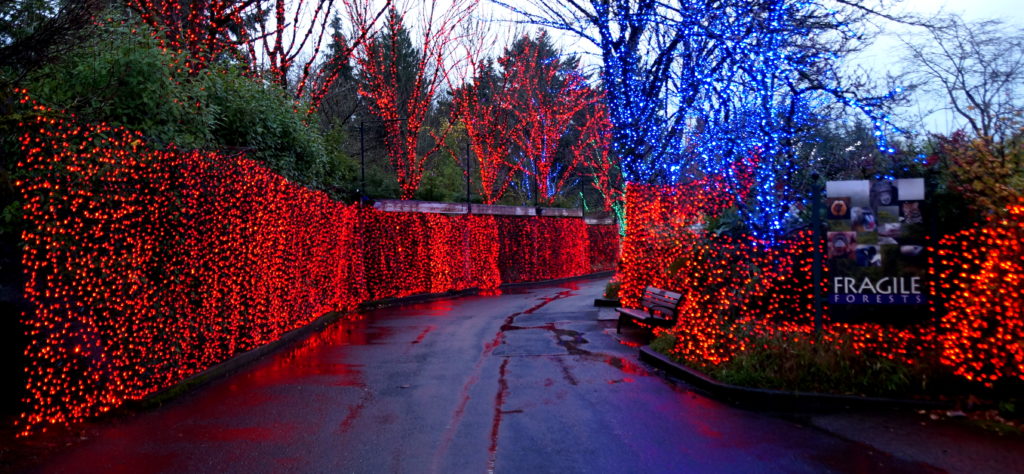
639,346,953,411
134,309,348,409
593,298,620,307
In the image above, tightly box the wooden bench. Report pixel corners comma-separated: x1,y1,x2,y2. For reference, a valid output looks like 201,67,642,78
616,286,682,334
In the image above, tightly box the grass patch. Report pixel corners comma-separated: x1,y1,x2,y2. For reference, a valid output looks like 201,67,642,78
651,331,944,397
712,333,928,396
649,333,676,356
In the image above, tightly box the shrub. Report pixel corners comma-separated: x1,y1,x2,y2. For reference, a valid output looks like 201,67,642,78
201,66,330,189
25,15,334,195
604,280,620,300
710,332,929,396
935,132,1024,216
28,20,213,148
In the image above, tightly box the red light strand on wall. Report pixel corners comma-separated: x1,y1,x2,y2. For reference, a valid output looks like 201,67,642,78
933,200,1024,385
615,183,1010,378
14,94,618,436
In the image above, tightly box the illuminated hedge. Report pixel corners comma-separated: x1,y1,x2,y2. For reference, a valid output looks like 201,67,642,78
618,183,936,370
15,100,618,435
586,224,620,273
496,216,592,283
934,201,1024,385
617,180,746,308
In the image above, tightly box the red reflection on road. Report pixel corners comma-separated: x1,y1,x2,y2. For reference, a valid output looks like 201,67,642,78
603,356,650,376
390,300,456,315
411,326,436,344
487,359,512,472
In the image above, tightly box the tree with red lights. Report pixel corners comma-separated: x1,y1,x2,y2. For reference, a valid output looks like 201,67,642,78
500,32,598,205
125,0,256,72
354,0,476,200
127,0,388,104
0,0,105,89
248,0,339,95
573,102,623,223
448,21,515,204
247,0,390,103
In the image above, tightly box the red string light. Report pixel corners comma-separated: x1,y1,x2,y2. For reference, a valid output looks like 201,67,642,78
126,0,378,107
125,0,253,75
575,104,619,212
933,200,1024,386
355,1,476,199
499,33,599,205
14,94,618,436
617,183,1023,383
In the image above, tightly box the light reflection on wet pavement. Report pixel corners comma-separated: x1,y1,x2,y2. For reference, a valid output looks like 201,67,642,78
31,278,940,473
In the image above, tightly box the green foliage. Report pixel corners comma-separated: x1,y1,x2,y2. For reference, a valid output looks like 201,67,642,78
1,0,102,90
358,7,422,122
202,68,329,188
0,0,55,46
23,16,338,196
415,118,467,202
604,280,620,300
710,332,932,396
417,153,464,202
649,333,676,355
5,14,604,208
649,325,951,398
0,199,20,237
321,125,360,196
934,132,1024,216
704,206,748,236
29,21,213,148
361,154,401,200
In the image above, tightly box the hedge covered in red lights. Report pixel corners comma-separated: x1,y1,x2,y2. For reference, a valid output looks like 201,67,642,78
618,183,1023,385
14,100,617,435
933,202,1024,385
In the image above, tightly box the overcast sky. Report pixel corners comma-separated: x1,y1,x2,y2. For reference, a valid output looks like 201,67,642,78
479,0,1024,135
437,0,1023,135
851,0,1024,134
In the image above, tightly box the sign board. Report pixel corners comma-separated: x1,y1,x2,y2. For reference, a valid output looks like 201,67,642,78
584,217,616,225
825,178,929,321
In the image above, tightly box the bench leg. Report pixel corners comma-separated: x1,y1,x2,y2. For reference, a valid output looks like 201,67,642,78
616,314,624,333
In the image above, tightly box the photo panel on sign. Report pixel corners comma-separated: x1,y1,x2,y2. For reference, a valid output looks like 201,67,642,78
827,231,857,259
827,197,851,220
851,206,876,232
894,178,925,201
825,180,870,207
855,244,882,267
900,201,923,224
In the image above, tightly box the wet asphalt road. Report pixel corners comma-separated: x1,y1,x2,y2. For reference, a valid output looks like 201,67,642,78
30,277,940,473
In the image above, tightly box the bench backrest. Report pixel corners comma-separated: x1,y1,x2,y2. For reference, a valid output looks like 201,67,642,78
641,286,683,318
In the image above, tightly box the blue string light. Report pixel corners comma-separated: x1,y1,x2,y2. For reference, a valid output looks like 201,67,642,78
496,0,905,241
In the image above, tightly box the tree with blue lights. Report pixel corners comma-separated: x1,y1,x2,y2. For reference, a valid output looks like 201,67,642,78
496,0,906,240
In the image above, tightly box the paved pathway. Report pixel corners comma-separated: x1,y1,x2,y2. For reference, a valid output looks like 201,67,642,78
31,278,940,473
